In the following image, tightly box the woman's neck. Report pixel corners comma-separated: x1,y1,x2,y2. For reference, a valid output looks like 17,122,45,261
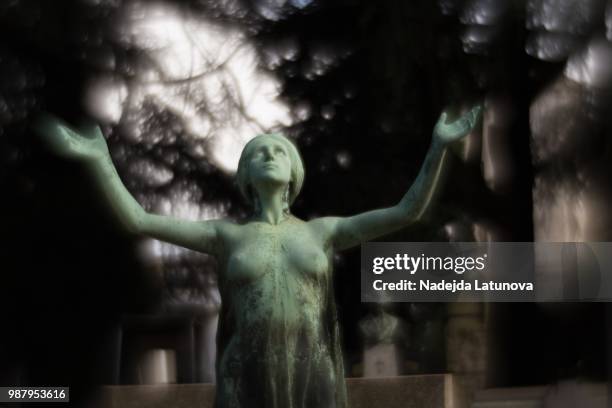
254,187,288,225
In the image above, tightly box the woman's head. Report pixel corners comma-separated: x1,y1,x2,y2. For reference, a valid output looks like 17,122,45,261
236,133,304,208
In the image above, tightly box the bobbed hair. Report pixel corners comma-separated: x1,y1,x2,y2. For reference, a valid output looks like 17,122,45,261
236,133,305,208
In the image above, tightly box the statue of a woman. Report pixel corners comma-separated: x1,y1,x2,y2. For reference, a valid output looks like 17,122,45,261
36,106,481,408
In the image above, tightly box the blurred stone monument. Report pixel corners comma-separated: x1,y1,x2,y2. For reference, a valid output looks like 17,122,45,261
359,303,407,377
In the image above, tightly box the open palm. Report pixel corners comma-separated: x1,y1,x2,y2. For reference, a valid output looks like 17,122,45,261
35,114,109,161
433,105,482,145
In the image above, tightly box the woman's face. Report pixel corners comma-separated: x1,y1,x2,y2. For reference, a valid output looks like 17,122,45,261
247,136,292,191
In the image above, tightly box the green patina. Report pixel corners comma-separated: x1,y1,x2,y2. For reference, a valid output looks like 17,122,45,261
35,105,481,408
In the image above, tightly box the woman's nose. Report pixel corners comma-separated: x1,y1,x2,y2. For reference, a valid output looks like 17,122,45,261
262,148,274,160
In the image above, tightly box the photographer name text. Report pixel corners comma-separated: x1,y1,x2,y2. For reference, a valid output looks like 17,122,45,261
373,279,533,292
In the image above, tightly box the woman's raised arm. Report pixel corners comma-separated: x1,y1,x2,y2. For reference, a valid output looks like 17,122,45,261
35,115,221,256
313,106,482,251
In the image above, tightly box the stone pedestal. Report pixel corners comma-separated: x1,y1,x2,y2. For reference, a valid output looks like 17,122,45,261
93,374,466,408
347,375,466,408
446,303,487,400
472,382,608,408
363,343,403,378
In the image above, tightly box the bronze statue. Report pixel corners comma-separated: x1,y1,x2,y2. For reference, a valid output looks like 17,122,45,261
36,105,481,408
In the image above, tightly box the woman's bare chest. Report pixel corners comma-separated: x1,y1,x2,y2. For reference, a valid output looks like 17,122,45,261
222,222,330,286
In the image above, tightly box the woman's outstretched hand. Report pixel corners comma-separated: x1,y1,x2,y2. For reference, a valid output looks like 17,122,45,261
34,114,110,162
433,104,482,145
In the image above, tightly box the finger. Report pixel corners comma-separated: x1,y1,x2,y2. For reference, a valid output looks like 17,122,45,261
34,114,82,142
437,111,448,125
92,125,104,140
470,104,483,121
58,124,90,144
78,121,104,140
33,116,71,152
57,124,78,141
466,105,482,129
440,111,448,124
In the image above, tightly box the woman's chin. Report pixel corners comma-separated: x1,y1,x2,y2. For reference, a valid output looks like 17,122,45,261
252,176,290,190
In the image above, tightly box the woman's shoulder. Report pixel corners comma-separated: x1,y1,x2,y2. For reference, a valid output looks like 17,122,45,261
305,216,341,245
306,216,340,231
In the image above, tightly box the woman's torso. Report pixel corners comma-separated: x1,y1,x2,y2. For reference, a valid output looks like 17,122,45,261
212,216,343,408
219,217,331,334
